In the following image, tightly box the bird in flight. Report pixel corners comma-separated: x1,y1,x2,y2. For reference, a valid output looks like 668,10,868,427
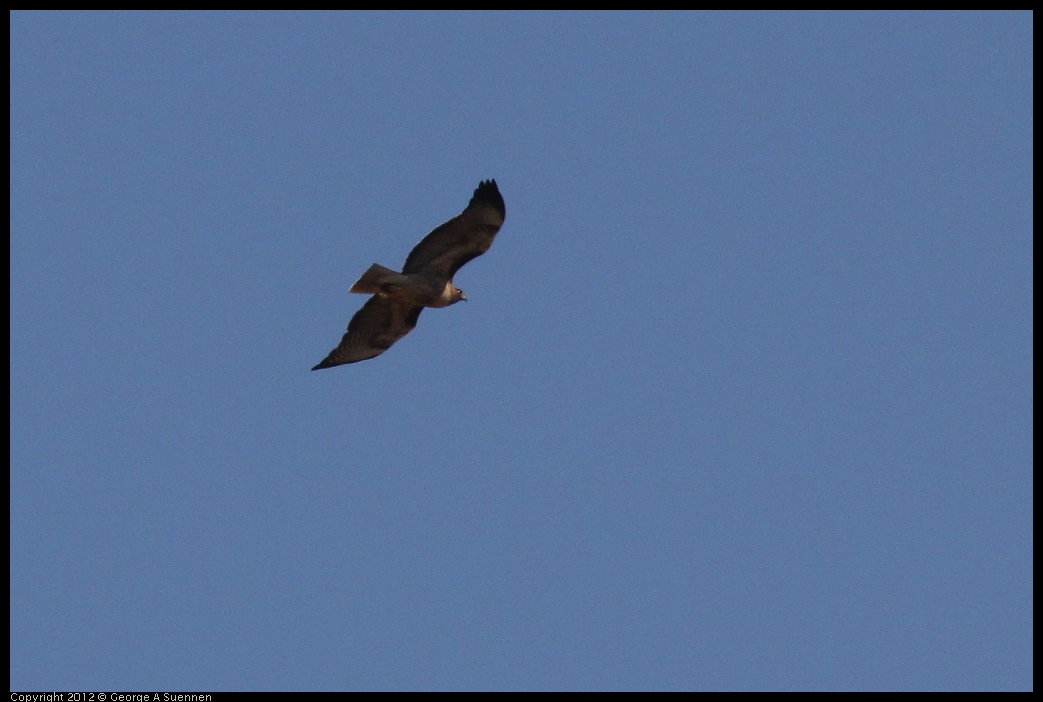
312,179,505,370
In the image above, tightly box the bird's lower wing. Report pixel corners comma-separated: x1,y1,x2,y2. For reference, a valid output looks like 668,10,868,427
312,296,423,370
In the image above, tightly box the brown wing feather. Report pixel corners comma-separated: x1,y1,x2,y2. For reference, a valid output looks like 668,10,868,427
401,180,505,280
311,296,423,370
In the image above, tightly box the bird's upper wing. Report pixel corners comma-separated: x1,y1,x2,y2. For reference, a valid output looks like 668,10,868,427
401,180,505,280
311,296,424,370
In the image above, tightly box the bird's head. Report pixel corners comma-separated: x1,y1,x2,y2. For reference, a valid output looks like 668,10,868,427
437,281,467,307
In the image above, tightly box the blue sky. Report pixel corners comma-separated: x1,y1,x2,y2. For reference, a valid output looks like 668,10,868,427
10,11,1032,691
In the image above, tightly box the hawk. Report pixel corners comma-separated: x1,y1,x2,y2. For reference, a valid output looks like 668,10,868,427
312,179,506,370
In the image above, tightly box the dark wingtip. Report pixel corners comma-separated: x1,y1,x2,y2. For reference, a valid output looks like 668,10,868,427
311,359,334,371
470,179,505,219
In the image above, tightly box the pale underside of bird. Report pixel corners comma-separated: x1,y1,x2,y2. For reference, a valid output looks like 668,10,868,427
312,179,505,370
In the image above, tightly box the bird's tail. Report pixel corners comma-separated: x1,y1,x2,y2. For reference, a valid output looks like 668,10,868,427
349,263,403,294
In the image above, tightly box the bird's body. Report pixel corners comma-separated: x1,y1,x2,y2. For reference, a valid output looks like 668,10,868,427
348,264,463,308
312,179,505,370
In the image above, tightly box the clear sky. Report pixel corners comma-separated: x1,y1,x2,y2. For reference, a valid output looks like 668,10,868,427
10,11,1032,691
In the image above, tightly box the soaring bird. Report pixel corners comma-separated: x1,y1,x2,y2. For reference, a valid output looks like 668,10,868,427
312,179,505,370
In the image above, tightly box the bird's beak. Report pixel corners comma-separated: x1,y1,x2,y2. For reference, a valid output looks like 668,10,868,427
460,293,467,302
